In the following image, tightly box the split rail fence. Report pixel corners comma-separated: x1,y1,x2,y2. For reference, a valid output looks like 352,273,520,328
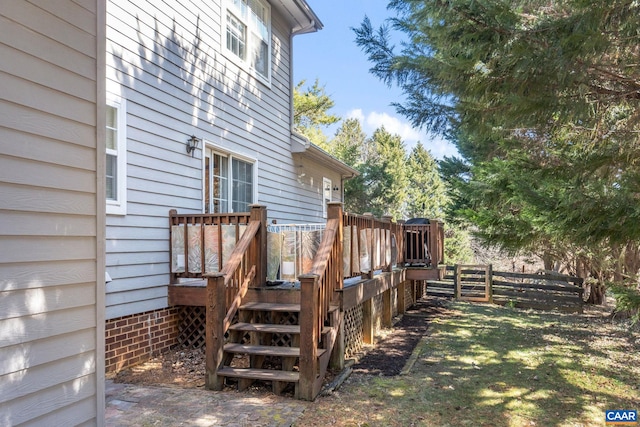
427,265,584,313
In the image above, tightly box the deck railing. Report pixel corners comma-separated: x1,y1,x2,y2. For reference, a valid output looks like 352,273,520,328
404,220,444,266
170,206,443,286
203,205,267,389
169,209,253,282
299,202,344,400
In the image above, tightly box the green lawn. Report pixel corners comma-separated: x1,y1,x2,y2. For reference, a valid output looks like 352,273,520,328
296,301,640,427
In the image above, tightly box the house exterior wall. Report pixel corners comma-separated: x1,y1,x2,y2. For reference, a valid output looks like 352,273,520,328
0,1,105,425
105,0,333,320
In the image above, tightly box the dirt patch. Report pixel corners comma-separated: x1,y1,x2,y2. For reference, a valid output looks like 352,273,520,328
111,298,453,392
111,347,207,388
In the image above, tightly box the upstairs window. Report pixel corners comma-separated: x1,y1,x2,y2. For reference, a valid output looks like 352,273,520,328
224,0,271,82
106,97,127,215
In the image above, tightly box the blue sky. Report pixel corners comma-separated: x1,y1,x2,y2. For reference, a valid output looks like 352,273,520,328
293,0,458,159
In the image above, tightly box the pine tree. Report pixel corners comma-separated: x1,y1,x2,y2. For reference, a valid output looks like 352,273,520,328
364,127,409,219
329,118,369,214
355,0,640,302
405,143,447,219
292,79,340,149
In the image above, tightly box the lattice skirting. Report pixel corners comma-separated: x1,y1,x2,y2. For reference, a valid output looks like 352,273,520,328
344,304,364,358
177,306,206,348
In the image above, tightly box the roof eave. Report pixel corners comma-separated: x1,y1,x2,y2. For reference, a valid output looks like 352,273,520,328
274,0,323,35
291,131,360,178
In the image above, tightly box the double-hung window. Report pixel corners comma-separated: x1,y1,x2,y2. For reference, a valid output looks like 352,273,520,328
224,0,271,82
106,96,127,215
204,147,255,213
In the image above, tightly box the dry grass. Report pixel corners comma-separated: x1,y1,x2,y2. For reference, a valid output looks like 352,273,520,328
295,301,640,427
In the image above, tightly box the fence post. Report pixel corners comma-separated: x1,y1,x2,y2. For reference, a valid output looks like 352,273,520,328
487,264,493,303
205,273,226,390
362,297,375,345
298,274,319,401
249,204,267,287
453,264,460,299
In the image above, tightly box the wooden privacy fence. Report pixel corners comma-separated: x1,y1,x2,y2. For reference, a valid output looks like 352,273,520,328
429,265,584,312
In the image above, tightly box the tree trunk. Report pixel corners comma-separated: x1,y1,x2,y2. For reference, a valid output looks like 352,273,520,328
585,281,606,305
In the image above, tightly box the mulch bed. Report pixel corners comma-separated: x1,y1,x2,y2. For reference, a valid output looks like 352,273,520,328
350,297,453,376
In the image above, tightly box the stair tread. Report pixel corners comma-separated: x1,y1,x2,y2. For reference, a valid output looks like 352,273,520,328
229,322,300,333
239,302,301,312
229,322,333,335
225,343,327,357
217,367,300,382
239,302,340,312
225,343,301,357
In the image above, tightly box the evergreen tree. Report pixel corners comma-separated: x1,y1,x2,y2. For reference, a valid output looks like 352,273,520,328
364,127,409,219
292,79,340,149
355,0,640,303
329,118,369,214
405,143,447,219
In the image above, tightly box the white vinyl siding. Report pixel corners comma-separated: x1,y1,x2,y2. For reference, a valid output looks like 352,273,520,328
105,0,331,319
0,1,104,425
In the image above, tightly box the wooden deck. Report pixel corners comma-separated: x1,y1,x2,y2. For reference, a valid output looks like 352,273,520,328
167,203,445,401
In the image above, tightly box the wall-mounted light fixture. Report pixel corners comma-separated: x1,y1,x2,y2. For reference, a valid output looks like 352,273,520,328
333,186,340,192
186,135,200,156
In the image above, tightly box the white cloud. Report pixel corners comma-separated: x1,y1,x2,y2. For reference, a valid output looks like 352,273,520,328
346,108,365,122
344,108,459,159
365,111,423,142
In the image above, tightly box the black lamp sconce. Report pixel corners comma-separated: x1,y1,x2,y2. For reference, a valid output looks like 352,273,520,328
186,135,200,156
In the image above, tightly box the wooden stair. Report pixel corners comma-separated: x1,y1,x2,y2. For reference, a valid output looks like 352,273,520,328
215,301,338,398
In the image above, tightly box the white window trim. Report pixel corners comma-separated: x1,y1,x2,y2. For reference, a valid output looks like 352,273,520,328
202,141,259,213
323,177,332,219
221,0,272,86
106,95,127,216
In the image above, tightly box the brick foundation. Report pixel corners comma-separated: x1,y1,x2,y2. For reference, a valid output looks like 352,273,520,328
105,307,180,374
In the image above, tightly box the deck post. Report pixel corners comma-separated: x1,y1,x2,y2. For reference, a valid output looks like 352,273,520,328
169,209,177,284
299,274,319,401
327,202,344,295
382,215,393,272
429,221,439,266
383,288,392,328
249,204,268,287
362,297,375,345
397,281,407,314
363,213,375,280
205,273,226,390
